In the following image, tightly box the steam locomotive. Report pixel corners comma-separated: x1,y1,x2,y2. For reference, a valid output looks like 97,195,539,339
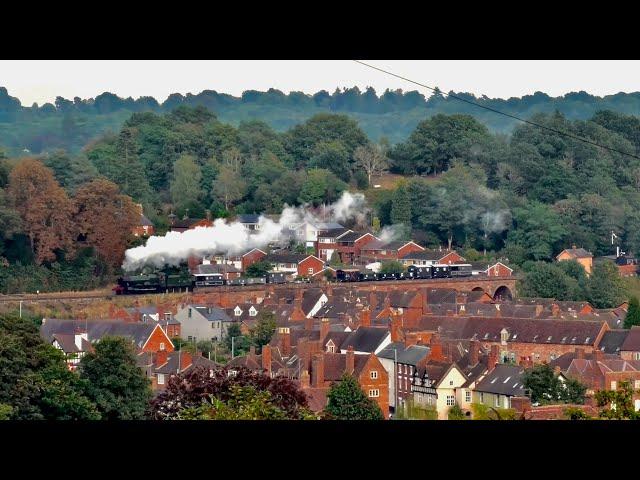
114,266,288,295
115,262,475,294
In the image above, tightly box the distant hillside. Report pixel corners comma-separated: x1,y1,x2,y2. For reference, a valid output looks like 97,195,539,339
2,86,640,155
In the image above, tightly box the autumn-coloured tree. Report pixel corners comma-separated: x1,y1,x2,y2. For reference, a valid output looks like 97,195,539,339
74,178,139,269
7,158,76,264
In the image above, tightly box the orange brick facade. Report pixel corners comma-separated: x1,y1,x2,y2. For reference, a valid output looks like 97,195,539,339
141,325,175,353
298,256,325,277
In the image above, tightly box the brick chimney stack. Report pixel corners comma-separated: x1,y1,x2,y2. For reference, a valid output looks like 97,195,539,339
369,291,378,310
575,347,585,360
429,333,444,361
297,337,310,372
488,345,499,371
359,306,371,327
593,348,603,362
262,344,272,377
405,332,418,347
279,327,291,356
346,346,355,375
312,353,324,388
470,339,479,366
320,318,330,343
305,315,314,332
390,312,402,342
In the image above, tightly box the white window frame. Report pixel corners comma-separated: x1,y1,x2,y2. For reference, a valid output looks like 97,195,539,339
159,342,165,351
369,389,380,398
611,380,617,390
308,267,314,275
465,390,471,403
157,374,165,385
446,395,455,406
370,370,378,379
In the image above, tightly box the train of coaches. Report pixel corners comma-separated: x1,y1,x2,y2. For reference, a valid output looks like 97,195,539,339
114,263,474,294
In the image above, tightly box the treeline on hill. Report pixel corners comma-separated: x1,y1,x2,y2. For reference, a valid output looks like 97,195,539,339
1,104,640,303
4,85,640,154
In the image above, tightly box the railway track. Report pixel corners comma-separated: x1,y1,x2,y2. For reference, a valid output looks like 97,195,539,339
0,275,519,304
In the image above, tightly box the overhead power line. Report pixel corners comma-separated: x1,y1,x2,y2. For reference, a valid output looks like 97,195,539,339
353,60,640,161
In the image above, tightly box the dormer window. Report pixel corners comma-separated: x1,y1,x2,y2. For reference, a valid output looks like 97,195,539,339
234,306,242,317
500,329,509,344
249,307,257,317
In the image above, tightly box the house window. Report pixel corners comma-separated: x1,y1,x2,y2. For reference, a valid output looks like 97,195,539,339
212,322,216,329
494,396,500,407
157,374,165,385
611,381,617,390
308,268,314,275
369,389,380,398
449,380,454,386
446,395,455,406
370,370,378,379
159,342,165,351
234,307,242,316
480,392,484,402
635,380,640,390
465,390,471,402
635,352,640,360
328,344,335,353
187,336,194,342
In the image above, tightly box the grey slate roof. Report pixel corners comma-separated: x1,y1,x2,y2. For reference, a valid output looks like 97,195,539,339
42,319,161,349
155,351,220,375
192,305,233,323
264,252,308,264
340,327,389,353
474,364,527,396
237,214,261,224
377,342,431,366
193,263,240,275
336,231,373,243
621,326,640,352
558,248,592,259
598,329,630,354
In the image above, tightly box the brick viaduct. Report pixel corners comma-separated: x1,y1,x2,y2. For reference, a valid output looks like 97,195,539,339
194,276,519,307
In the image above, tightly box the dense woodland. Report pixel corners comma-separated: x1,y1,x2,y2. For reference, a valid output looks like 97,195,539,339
3,86,640,153
2,86,640,303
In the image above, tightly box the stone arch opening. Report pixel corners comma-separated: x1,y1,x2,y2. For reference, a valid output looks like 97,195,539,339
493,285,513,301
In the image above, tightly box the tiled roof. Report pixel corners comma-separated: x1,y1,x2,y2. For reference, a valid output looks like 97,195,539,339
339,327,390,353
264,252,309,264
621,326,640,351
377,342,431,366
558,248,592,259
321,353,370,380
401,249,455,261
598,329,629,354
475,364,526,396
42,319,160,349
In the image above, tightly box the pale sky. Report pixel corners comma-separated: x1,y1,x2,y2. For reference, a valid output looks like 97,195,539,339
1,60,639,106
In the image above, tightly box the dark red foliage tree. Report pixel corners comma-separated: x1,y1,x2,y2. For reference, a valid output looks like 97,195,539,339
150,366,309,420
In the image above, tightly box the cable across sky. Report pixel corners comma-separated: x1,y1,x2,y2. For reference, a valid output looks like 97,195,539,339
354,60,640,161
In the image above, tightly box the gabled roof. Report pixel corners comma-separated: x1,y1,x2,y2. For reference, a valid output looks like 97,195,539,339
621,326,640,351
302,288,326,316
52,333,92,353
425,288,457,305
416,316,605,346
193,263,240,275
377,342,431,366
339,327,390,353
401,249,458,261
321,352,371,380
388,291,421,308
557,248,593,259
189,305,233,323
155,352,220,375
362,240,423,251
336,231,376,243
598,329,629,354
317,228,351,239
237,214,261,224
41,319,163,350
140,214,154,227
264,252,313,264
474,364,526,396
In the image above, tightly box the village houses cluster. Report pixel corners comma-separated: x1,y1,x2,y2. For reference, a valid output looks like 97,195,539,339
41,214,640,418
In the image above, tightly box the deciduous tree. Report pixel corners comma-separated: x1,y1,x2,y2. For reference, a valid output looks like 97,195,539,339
324,374,384,420
7,158,76,264
74,178,139,270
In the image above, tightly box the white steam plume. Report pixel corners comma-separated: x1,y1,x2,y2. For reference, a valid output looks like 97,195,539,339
123,192,368,271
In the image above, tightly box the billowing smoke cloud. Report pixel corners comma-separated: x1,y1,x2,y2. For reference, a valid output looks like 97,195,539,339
123,192,368,271
480,209,511,235
377,225,404,243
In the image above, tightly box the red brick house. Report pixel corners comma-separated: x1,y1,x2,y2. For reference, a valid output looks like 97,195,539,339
620,326,640,361
317,230,378,264
131,204,155,237
399,249,465,266
304,347,390,418
360,240,424,263
241,248,267,272
264,252,325,278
